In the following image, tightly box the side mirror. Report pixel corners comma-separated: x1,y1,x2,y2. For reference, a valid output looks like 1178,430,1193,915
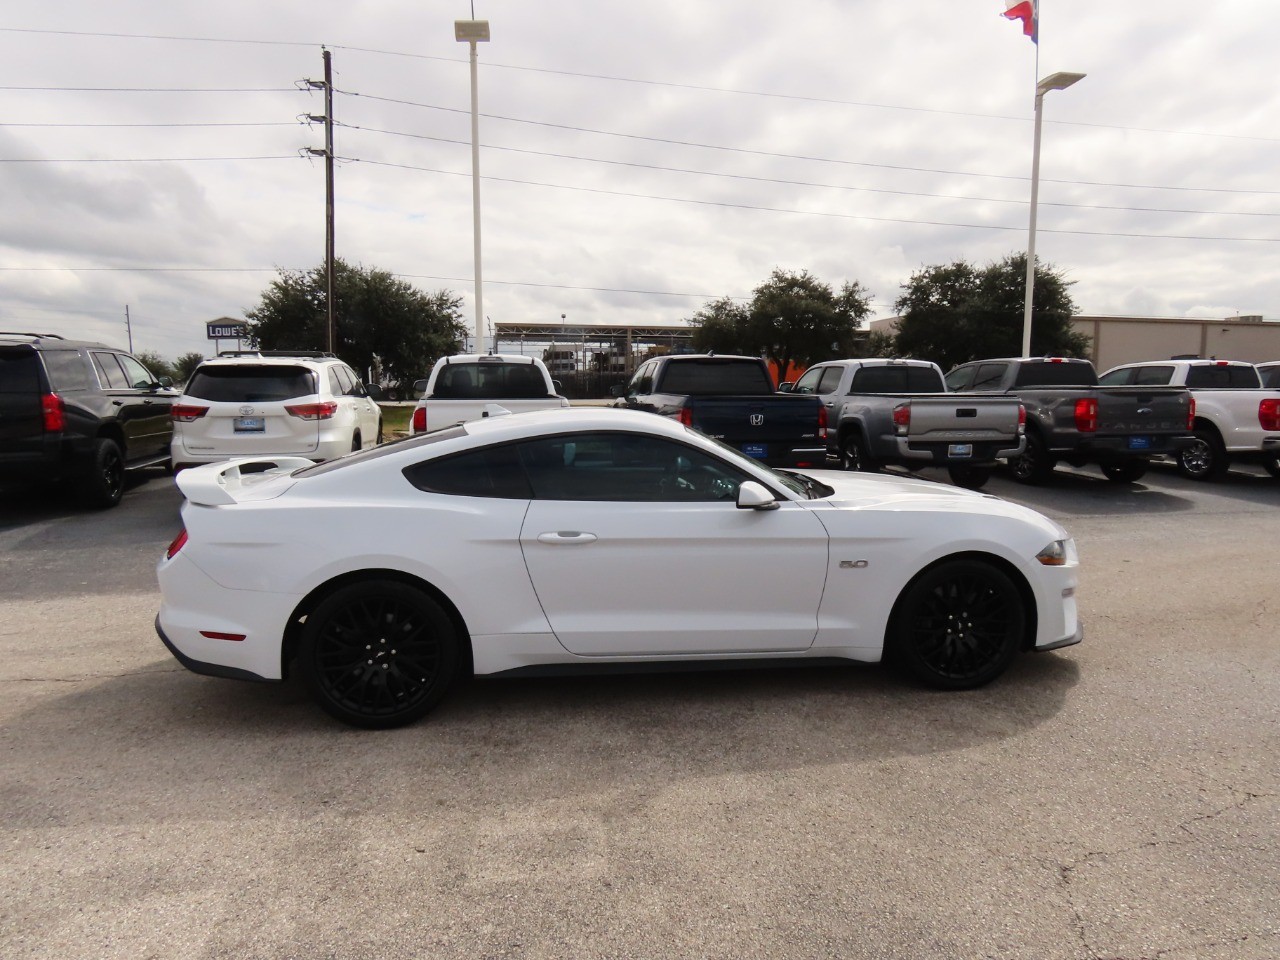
609,384,624,398
157,377,174,389
736,480,780,511
777,381,794,393
365,383,384,401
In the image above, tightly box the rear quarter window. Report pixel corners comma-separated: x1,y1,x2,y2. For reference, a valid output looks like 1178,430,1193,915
39,350,96,392
185,365,317,402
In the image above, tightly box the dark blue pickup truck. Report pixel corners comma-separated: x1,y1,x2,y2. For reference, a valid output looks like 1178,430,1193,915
611,354,827,467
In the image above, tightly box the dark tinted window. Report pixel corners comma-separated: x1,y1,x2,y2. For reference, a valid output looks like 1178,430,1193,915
433,362,547,399
1013,361,1098,387
1260,366,1280,389
517,432,751,502
1097,368,1135,386
849,365,942,393
92,352,128,389
40,350,95,392
817,367,844,394
791,366,825,395
658,359,774,395
0,347,42,393
945,366,975,391
1185,365,1261,389
1134,366,1175,385
970,363,1009,390
185,365,317,402
403,442,531,498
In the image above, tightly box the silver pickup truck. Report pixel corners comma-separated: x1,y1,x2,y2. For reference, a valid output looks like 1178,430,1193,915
409,354,570,435
784,359,1025,489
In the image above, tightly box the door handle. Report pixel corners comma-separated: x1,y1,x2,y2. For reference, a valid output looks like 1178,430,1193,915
536,531,598,545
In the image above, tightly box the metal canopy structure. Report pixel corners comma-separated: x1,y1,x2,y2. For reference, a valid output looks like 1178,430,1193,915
493,322,694,346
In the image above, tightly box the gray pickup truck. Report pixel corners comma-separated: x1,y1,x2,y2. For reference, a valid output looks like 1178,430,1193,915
784,358,1024,489
945,356,1195,484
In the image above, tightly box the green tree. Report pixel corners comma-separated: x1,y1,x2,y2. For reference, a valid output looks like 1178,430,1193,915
688,269,873,374
893,254,1087,371
244,260,468,385
173,352,206,385
135,350,174,382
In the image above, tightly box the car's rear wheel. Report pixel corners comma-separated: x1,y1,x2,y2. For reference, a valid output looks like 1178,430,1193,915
1264,455,1280,479
1100,461,1148,483
299,579,460,729
887,559,1025,690
376,417,384,444
350,431,362,453
79,437,125,509
1177,428,1228,480
947,465,991,489
1009,433,1055,485
839,432,876,472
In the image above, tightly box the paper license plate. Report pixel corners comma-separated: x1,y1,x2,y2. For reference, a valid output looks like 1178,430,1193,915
233,417,265,433
741,443,768,459
1127,435,1152,450
948,443,973,459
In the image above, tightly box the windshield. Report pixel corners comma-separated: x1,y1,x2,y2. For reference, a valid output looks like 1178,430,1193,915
691,429,830,499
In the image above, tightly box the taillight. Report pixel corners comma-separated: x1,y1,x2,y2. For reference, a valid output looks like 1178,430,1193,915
166,528,188,559
170,404,208,422
1074,398,1098,433
411,406,426,433
1260,398,1280,432
1017,403,1027,435
817,404,828,440
41,393,65,432
284,401,338,420
892,403,910,437
1187,396,1196,431
677,407,694,428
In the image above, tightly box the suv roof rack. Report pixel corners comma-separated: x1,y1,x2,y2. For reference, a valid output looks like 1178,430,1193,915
217,350,337,359
0,331,65,340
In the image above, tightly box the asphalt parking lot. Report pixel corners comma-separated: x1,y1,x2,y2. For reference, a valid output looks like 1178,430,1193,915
2,461,1277,960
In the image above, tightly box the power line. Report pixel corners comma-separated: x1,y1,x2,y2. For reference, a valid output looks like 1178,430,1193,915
2,121,295,128
0,156,297,163
0,85,299,93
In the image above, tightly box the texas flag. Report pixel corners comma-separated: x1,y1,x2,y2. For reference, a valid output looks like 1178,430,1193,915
1003,1,1038,44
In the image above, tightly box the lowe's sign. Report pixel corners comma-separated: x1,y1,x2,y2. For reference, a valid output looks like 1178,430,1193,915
206,321,248,340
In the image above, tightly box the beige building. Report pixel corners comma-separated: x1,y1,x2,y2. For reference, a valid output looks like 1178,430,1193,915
870,314,1280,371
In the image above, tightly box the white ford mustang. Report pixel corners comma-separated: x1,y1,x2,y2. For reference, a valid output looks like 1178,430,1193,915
156,408,1081,728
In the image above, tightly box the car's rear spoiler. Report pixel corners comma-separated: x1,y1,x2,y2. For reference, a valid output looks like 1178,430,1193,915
176,457,315,506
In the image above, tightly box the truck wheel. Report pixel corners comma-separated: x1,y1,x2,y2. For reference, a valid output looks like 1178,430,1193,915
947,465,992,489
1101,461,1148,484
80,437,126,509
1009,434,1055,485
839,433,876,472
1177,429,1228,480
1264,455,1280,479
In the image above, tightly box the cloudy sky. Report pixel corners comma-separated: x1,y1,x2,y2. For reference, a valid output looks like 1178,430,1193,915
2,0,1277,362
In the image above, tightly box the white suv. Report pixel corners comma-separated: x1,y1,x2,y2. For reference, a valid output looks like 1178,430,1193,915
170,353,382,470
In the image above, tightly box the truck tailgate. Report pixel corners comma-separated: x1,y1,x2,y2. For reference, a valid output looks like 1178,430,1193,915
1095,386,1191,437
907,397,1022,442
687,395,822,459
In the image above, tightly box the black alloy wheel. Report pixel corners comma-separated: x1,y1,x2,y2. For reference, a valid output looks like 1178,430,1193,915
1177,429,1228,480
81,437,125,509
947,465,992,490
1009,433,1055,485
299,580,460,728
839,432,876,472
1100,461,1148,484
888,559,1025,689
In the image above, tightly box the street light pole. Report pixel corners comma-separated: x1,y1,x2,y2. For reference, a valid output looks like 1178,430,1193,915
455,16,490,354
1021,71,1085,358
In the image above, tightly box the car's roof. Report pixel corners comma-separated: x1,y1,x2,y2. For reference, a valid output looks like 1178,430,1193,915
437,353,540,364
1111,358,1253,367
462,407,672,441
195,354,339,368
0,332,113,350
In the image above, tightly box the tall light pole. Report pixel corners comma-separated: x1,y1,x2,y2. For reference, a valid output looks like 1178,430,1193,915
1021,70,1085,358
455,15,490,354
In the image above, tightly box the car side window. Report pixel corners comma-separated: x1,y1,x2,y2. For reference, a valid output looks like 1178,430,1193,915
1098,368,1135,386
92,352,128,389
970,363,1008,390
329,367,348,396
792,366,824,395
341,366,367,397
1134,366,1173,386
402,443,532,499
117,354,156,389
517,432,751,502
818,367,845,394
945,366,975,391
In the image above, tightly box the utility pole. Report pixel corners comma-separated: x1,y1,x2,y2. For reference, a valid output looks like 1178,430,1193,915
304,48,336,354
124,304,133,352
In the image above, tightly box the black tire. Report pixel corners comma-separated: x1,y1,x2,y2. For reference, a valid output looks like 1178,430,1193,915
1009,433,1055,485
386,388,399,402
839,431,876,472
350,431,362,454
376,417,384,444
1100,461,1148,483
947,465,992,490
888,559,1026,690
298,579,461,729
1177,428,1228,480
79,437,125,509
1264,455,1280,480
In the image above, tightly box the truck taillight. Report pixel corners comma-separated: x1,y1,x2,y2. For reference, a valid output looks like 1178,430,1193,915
1188,396,1196,431
1260,398,1280,432
411,406,426,433
817,404,828,440
170,404,208,422
41,393,65,432
1017,403,1027,435
892,402,910,437
677,408,694,428
166,528,188,559
285,401,338,420
1074,398,1098,433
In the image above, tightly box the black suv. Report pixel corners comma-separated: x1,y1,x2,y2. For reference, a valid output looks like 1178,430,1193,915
0,332,177,508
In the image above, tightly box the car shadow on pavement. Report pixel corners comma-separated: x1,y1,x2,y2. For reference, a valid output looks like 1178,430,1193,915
3,651,1080,829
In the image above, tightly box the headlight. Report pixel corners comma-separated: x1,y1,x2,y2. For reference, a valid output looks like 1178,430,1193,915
1036,538,1078,566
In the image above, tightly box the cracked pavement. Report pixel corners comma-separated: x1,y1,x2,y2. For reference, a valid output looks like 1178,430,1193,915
1,465,1277,959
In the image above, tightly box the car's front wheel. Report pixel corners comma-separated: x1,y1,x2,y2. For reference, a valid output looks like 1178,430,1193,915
1177,429,1228,480
299,579,461,728
887,559,1025,690
1264,455,1280,479
947,465,991,489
